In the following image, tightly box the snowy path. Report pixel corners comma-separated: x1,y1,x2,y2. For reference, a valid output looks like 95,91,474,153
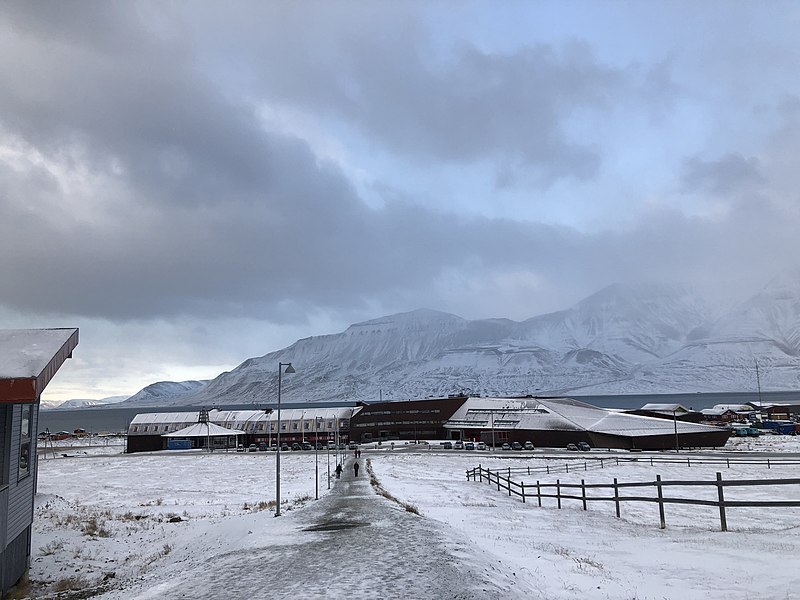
98,458,527,600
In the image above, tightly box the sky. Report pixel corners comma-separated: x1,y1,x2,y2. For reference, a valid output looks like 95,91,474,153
2,1,800,401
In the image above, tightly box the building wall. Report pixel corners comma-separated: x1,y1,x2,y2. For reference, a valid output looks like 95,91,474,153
350,397,467,442
0,402,38,595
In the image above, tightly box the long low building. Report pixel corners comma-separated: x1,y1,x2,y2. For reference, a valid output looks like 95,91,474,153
127,407,359,452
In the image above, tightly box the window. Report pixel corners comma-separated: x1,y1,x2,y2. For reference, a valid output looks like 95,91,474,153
292,423,298,430
19,404,32,479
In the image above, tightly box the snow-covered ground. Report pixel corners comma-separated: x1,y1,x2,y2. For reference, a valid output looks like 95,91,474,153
20,437,800,599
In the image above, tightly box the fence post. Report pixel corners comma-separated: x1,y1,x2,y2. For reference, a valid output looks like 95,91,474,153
584,461,587,472
687,457,691,467
726,458,729,469
656,474,666,529
566,463,569,474
527,466,530,476
716,472,728,532
466,469,470,481
557,480,562,509
613,477,620,518
581,479,587,510
601,458,604,469
508,466,511,480
547,465,550,475
616,457,619,466
537,480,541,507
479,464,482,482
508,473,512,496
497,469,501,492
767,458,771,469
650,457,653,467
521,481,526,503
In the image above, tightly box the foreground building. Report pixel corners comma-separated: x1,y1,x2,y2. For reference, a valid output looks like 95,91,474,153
0,328,78,595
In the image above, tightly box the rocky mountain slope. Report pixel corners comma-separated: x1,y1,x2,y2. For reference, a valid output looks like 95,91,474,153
118,277,800,407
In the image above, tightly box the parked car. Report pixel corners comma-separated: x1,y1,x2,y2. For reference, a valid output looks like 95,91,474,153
258,442,268,451
578,441,591,451
348,442,358,450
501,443,511,450
280,443,290,451
327,441,336,450
441,441,453,449
566,443,579,451
302,442,312,451
512,441,522,450
464,442,475,450
454,441,464,450
236,445,245,452
524,441,534,450
476,442,486,450
291,442,301,451
248,444,258,452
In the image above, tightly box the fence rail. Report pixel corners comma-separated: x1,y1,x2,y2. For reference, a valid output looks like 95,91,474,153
481,454,800,478
465,464,800,531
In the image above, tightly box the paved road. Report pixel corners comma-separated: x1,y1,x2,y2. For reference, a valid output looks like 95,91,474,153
112,458,525,600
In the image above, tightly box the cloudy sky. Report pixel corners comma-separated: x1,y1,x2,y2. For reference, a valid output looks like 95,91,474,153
2,1,800,401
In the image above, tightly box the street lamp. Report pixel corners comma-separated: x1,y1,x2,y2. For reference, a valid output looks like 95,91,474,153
315,416,322,500
275,362,295,517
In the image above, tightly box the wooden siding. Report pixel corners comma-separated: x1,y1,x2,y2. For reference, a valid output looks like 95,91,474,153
1,526,30,594
6,404,34,545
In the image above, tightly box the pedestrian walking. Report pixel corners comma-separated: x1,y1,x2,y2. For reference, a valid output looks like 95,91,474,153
353,461,360,477
335,463,342,479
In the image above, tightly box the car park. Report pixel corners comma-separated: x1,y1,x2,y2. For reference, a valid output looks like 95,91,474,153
501,442,511,450
524,441,534,450
464,442,475,450
476,442,486,450
578,441,591,451
566,443,579,451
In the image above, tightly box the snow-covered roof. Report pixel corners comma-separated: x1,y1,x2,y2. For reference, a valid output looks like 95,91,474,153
0,328,79,402
163,422,244,437
128,406,362,435
445,396,721,438
640,403,690,413
710,404,754,413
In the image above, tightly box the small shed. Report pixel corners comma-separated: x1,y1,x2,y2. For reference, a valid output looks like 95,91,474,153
0,328,78,595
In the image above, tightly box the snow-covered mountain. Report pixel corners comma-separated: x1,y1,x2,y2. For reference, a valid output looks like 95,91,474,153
119,279,800,407
41,396,129,410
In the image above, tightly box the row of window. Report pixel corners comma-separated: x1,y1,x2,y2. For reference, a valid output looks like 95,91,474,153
353,420,442,428
363,409,441,416
131,419,350,434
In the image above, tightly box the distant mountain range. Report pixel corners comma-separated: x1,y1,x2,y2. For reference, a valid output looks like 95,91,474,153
60,277,800,408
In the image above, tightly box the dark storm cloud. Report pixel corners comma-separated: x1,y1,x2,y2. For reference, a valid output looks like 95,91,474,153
681,153,766,195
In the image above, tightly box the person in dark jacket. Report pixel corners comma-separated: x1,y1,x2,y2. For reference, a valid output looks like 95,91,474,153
335,463,342,478
353,461,360,477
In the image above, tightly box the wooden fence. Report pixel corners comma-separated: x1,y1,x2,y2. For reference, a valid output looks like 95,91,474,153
466,464,800,531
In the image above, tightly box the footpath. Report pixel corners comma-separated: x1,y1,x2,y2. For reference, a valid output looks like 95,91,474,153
102,456,526,600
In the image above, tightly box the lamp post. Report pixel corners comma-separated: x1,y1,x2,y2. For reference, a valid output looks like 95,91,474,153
673,408,679,453
315,416,322,500
275,362,295,517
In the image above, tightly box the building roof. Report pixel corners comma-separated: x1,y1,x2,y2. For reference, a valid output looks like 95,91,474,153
445,396,722,438
640,403,690,413
163,422,245,437
0,328,79,403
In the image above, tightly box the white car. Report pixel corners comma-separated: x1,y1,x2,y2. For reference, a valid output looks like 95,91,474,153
453,441,464,450
476,442,486,450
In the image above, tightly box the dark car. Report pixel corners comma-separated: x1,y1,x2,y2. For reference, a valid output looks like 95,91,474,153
280,443,290,451
291,442,301,451
258,442,268,451
578,441,591,451
302,442,312,451
566,443,579,451
512,441,522,450
441,441,453,449
248,444,257,452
